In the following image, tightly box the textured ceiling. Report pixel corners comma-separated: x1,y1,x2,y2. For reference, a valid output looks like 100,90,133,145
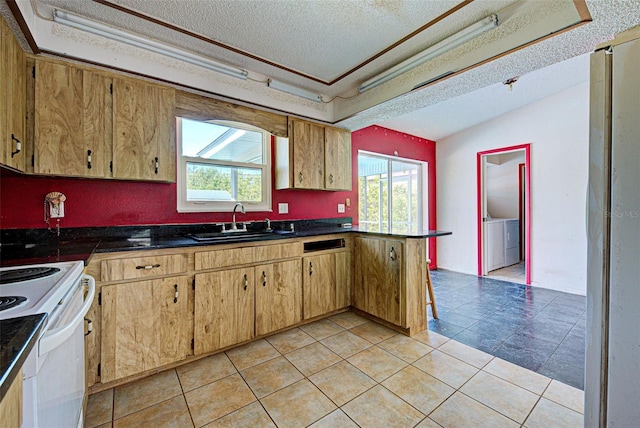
6,0,640,140
338,0,640,139
374,52,590,140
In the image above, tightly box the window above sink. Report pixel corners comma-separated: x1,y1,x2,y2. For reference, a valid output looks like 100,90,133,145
176,118,272,213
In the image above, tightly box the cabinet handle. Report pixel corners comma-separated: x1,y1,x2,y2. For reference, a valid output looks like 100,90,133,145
243,273,248,290
173,283,179,303
390,247,396,261
298,171,303,183
309,262,314,276
262,271,267,287
84,317,93,336
10,134,21,158
154,157,159,174
329,174,334,184
135,263,161,270
87,150,92,169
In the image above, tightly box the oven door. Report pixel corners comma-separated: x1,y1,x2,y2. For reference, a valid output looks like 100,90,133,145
23,274,95,428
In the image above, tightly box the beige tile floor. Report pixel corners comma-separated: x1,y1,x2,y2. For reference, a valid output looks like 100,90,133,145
85,311,584,428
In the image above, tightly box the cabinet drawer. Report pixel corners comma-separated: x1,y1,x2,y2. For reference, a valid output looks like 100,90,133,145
254,242,303,262
195,247,255,270
101,254,187,282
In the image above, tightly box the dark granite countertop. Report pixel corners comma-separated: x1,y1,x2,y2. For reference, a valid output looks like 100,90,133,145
0,313,47,401
1,218,452,267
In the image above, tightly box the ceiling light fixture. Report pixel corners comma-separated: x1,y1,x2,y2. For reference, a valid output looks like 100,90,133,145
52,10,249,80
267,79,322,103
358,14,499,93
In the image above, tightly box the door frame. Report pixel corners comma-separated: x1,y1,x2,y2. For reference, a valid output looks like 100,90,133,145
476,143,531,284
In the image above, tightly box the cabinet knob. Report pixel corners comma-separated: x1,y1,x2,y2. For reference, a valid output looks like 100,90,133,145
135,263,161,270
84,318,93,336
173,283,179,303
309,262,314,275
154,157,159,174
243,274,248,290
390,247,397,261
329,174,334,184
262,271,267,287
298,171,303,183
87,150,92,169
10,134,21,158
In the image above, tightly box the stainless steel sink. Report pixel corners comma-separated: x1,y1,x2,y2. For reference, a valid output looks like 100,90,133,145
188,230,293,242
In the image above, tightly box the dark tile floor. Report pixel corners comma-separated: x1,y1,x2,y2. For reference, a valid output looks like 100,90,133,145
427,269,586,390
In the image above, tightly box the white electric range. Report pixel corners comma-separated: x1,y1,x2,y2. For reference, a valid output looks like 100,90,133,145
0,261,95,428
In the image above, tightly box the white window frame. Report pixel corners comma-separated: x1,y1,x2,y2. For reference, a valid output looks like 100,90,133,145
358,150,427,234
176,118,272,213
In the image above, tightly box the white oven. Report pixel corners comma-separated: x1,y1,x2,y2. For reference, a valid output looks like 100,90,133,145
0,261,95,428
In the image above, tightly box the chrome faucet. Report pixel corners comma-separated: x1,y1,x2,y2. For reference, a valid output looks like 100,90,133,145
231,202,246,231
264,218,272,232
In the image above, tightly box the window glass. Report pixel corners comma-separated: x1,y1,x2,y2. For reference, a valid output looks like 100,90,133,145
358,152,424,234
177,118,271,212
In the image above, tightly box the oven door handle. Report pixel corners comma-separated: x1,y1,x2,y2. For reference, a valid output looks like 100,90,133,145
39,275,96,357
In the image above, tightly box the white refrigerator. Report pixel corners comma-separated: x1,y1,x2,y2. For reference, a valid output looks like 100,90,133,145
586,29,640,426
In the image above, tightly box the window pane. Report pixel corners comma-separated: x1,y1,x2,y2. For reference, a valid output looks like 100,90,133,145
186,162,262,202
391,161,420,234
237,169,263,202
358,152,422,234
181,118,264,164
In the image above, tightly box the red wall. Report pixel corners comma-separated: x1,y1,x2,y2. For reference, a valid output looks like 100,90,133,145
0,125,436,262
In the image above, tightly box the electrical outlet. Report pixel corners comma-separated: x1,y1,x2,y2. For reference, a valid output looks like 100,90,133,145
278,203,288,214
338,203,345,213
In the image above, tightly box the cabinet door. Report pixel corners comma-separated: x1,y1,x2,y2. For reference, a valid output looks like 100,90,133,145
34,61,111,177
303,253,337,319
113,77,175,181
101,276,190,383
255,259,302,336
0,17,26,171
194,268,255,355
354,237,403,325
324,127,352,190
292,119,324,189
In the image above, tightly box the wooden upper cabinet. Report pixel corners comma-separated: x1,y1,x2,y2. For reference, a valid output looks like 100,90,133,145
0,17,26,172
112,77,176,182
324,127,352,190
34,61,112,177
275,118,352,191
292,119,325,189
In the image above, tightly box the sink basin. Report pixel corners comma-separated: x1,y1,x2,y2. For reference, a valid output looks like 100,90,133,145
189,231,266,242
188,229,295,242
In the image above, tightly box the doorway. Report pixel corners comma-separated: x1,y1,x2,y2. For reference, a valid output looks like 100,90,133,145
477,144,531,284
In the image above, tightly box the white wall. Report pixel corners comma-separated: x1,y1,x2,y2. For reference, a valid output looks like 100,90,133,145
486,154,525,219
436,82,589,295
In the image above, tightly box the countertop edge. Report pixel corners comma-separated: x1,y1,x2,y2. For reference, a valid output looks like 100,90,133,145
0,313,47,401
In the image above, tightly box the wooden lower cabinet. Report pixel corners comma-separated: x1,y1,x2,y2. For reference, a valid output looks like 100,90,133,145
256,259,302,336
0,369,22,428
303,250,350,319
353,236,404,326
194,268,255,355
100,276,191,383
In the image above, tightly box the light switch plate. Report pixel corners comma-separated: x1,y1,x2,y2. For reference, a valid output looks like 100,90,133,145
337,203,345,213
278,203,288,214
